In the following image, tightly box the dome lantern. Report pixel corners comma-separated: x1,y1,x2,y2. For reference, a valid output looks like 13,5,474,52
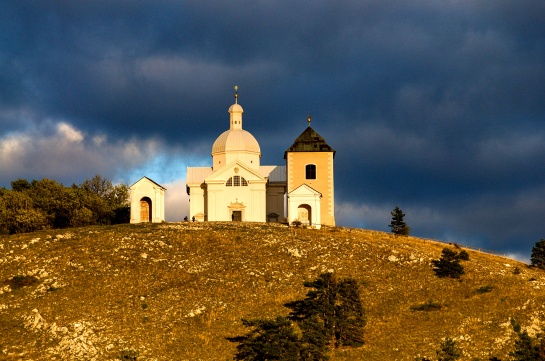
211,88,261,170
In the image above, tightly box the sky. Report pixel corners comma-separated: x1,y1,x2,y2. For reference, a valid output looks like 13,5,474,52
1,1,544,261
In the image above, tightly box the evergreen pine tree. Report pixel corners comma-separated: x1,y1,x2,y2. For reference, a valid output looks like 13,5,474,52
456,250,470,261
432,248,465,278
388,206,410,235
285,273,366,348
531,239,545,269
335,278,365,347
298,317,330,361
285,272,338,345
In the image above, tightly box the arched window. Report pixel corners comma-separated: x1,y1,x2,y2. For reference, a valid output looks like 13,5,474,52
226,176,248,187
305,164,316,179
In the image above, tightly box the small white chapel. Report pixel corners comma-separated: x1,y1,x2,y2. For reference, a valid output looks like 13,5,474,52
130,88,336,228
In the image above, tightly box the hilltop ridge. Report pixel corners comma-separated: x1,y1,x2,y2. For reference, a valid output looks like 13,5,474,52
1,222,544,360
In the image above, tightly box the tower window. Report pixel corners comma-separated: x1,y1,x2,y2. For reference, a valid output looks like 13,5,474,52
306,164,316,179
226,176,248,187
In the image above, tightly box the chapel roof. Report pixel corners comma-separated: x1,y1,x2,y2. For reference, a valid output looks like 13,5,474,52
211,90,261,156
129,176,166,190
212,129,261,154
284,126,335,159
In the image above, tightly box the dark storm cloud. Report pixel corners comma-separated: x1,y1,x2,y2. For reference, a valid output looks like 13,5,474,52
1,1,544,259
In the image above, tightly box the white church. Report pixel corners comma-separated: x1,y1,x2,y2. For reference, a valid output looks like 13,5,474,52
130,89,336,228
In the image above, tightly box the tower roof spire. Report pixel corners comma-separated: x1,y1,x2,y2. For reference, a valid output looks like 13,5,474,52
307,112,311,127
234,85,238,104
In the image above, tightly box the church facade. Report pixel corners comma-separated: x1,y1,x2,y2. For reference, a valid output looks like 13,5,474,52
186,92,335,228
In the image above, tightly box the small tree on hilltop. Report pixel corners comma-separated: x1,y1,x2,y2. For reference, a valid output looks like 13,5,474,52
531,239,545,270
388,206,410,235
432,248,470,279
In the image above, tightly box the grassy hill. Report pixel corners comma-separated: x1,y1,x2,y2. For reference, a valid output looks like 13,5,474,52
1,222,544,360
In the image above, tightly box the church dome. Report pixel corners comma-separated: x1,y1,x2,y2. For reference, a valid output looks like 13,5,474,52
211,96,261,156
212,128,261,154
228,103,244,113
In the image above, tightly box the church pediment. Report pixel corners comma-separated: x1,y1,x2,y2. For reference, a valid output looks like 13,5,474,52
205,160,267,183
288,183,322,197
130,176,166,190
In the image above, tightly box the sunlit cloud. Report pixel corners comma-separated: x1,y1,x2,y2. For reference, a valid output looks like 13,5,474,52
0,120,207,189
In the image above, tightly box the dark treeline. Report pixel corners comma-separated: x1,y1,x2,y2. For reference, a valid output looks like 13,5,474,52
0,175,130,234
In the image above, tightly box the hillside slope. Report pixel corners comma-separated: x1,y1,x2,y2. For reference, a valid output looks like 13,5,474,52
1,222,544,360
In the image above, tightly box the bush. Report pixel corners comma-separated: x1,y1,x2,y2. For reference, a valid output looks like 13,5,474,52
410,300,442,312
416,337,461,361
0,175,130,234
118,349,139,360
7,275,39,290
475,285,494,294
291,220,302,228
436,338,461,361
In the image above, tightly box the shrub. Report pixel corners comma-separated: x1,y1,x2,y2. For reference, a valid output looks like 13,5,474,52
475,285,494,294
118,349,139,360
7,275,39,290
291,220,302,228
416,337,461,361
410,300,442,312
436,338,462,361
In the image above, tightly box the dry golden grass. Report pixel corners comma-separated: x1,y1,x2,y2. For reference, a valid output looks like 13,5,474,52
1,222,544,360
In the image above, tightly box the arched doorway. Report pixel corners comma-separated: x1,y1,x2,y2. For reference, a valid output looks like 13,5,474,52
140,197,152,222
297,204,311,226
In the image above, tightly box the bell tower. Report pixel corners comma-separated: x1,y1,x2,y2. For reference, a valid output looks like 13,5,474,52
284,114,335,228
